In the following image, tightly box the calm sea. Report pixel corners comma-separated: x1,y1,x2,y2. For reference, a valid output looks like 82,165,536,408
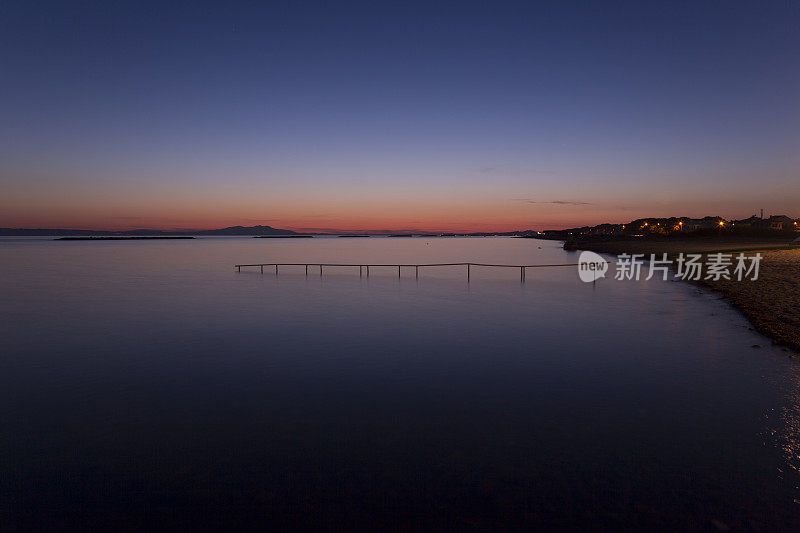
1,236,798,529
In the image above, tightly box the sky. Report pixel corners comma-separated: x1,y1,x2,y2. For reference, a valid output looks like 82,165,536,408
1,0,798,232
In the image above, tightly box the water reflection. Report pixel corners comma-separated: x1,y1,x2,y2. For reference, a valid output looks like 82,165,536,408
0,237,799,528
776,367,800,481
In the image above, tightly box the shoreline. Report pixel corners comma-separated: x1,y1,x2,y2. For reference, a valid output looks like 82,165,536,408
567,239,800,354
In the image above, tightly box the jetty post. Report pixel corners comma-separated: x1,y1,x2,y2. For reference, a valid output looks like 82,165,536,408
234,262,579,282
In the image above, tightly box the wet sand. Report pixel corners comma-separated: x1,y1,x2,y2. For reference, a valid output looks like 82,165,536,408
573,239,800,352
701,248,800,353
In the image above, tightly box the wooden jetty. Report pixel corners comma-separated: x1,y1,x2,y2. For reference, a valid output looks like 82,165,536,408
234,262,579,282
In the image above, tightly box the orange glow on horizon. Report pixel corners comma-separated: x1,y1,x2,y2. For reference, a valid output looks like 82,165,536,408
2,185,798,233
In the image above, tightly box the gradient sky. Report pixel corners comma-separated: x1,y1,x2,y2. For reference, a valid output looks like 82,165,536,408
1,1,799,231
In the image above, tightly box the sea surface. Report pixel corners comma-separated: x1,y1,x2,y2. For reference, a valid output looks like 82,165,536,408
1,236,799,529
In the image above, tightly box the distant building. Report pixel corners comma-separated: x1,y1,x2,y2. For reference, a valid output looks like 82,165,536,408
731,214,797,231
733,215,762,227
679,217,723,231
767,215,794,230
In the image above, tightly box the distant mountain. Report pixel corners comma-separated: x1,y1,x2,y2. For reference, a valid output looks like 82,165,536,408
195,225,297,236
0,225,299,236
1,226,536,237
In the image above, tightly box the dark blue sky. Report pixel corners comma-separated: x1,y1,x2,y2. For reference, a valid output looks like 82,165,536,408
2,1,798,230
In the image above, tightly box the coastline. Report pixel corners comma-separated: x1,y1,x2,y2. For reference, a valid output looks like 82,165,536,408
568,239,800,354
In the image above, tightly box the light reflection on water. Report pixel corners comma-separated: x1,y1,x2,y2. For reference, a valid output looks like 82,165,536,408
0,236,799,529
776,373,800,480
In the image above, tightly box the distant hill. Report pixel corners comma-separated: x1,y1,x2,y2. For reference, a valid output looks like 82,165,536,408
0,226,545,237
0,225,299,236
195,225,297,236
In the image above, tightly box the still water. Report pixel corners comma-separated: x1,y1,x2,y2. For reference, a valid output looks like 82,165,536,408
1,237,799,529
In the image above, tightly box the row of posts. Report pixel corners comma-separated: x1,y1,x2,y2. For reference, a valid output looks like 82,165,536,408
247,264,528,282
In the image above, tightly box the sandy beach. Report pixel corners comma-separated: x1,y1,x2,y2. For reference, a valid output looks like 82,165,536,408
702,248,800,353
571,239,800,353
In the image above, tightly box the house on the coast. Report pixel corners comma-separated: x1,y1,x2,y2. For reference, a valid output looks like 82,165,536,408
732,215,762,227
767,215,795,230
749,215,795,230
735,214,796,231
679,217,724,231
